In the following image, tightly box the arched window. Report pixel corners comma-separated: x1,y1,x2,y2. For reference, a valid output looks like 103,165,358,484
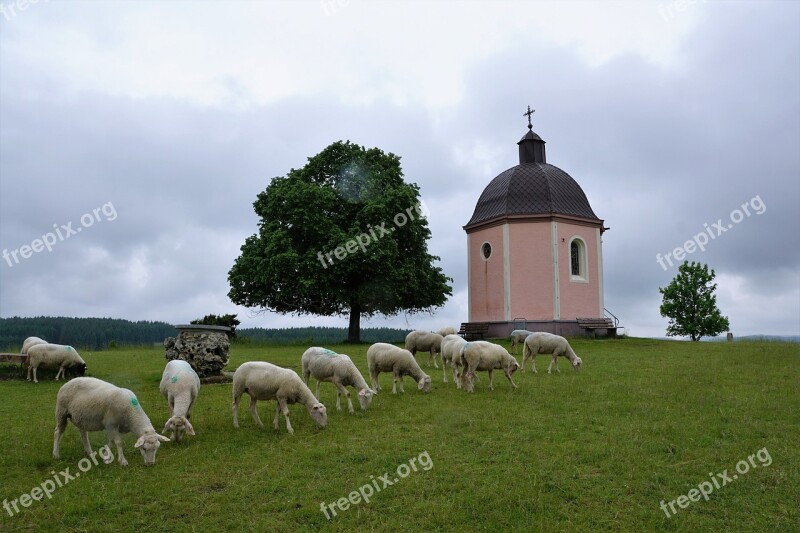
570,238,587,281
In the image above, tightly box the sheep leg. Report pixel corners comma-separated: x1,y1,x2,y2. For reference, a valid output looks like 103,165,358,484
430,349,438,369
278,398,293,435
79,429,93,456
335,382,352,412
487,369,494,391
531,355,538,374
369,369,381,391
442,357,448,383
55,366,64,381
232,394,240,429
273,403,280,430
27,364,32,381
453,362,461,389
249,397,264,428
107,429,127,466
505,369,518,388
548,354,560,374
53,413,69,459
32,365,39,383
315,380,321,401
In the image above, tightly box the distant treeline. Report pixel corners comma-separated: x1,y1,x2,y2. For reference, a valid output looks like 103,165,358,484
238,326,412,344
0,317,413,351
0,317,176,351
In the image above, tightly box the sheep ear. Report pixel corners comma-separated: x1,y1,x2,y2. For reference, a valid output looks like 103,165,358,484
157,434,171,442
184,419,195,436
162,419,173,433
134,436,145,448
370,389,378,395
358,390,366,397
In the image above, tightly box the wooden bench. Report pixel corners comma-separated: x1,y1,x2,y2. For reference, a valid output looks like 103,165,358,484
576,318,619,338
0,353,28,365
457,322,490,340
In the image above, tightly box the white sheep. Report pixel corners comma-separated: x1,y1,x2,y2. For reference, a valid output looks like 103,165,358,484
460,341,520,392
405,331,444,369
367,342,431,394
509,329,534,355
440,334,467,386
53,377,170,466
301,347,376,413
159,360,200,442
522,332,582,373
436,326,457,337
232,361,327,434
21,336,47,354
27,343,87,383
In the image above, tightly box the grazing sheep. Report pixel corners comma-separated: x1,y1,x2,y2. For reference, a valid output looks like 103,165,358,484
436,327,457,337
440,334,468,386
405,331,444,369
301,347,376,413
509,329,534,355
232,361,327,434
159,360,200,442
27,343,87,383
367,343,431,394
53,377,170,466
460,341,520,392
21,336,47,354
522,332,582,374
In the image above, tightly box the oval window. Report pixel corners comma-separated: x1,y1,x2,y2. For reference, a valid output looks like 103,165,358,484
481,242,492,260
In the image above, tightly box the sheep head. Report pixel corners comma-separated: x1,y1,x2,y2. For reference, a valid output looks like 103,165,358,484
134,432,170,466
308,402,327,428
357,388,376,410
417,375,432,393
75,363,87,376
572,356,582,372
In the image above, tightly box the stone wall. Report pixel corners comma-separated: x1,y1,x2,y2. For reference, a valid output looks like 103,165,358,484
164,328,229,378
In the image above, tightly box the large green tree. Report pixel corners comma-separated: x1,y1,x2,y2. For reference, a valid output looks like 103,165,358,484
659,261,730,341
228,141,452,342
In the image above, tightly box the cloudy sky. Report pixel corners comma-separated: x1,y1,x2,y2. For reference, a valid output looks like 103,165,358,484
1,0,798,338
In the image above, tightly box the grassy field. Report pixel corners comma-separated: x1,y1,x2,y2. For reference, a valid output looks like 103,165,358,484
0,338,797,532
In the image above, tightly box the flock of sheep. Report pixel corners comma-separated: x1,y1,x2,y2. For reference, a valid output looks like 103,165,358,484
18,328,582,467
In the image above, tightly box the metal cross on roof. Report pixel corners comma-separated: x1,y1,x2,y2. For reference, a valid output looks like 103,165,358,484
523,106,535,129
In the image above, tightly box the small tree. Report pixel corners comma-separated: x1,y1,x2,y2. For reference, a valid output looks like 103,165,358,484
659,261,730,341
190,314,240,339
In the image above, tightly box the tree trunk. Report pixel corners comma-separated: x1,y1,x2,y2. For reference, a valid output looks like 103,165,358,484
347,303,361,343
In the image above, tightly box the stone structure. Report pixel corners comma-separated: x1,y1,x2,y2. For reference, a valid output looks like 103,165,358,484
164,324,231,378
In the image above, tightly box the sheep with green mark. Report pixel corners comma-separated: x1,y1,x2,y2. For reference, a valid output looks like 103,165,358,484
54,377,169,466
159,360,200,442
301,347,376,413
26,343,87,383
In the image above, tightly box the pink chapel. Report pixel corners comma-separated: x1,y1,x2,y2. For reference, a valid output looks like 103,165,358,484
462,108,618,338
